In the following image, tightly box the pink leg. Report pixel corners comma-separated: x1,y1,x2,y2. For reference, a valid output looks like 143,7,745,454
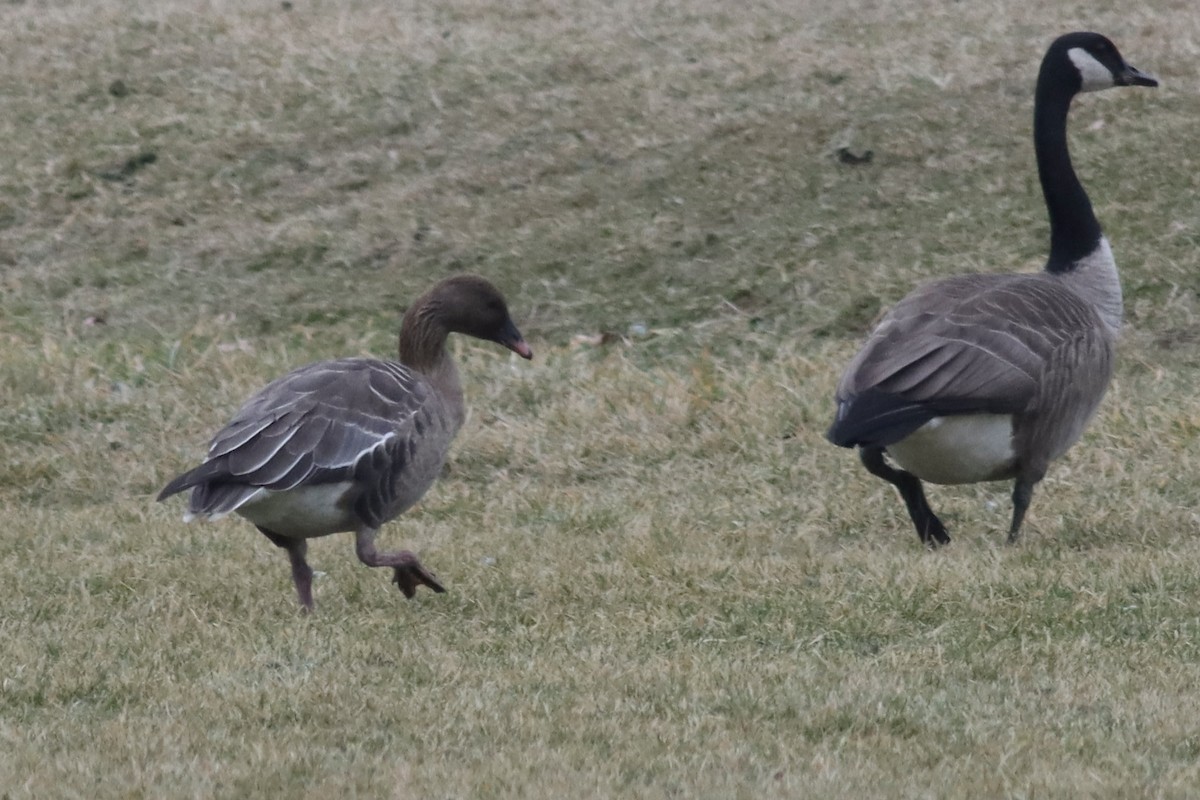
283,542,315,612
354,527,446,598
257,527,315,612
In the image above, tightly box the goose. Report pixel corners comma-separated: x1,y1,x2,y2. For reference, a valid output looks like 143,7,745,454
158,274,533,610
826,32,1157,547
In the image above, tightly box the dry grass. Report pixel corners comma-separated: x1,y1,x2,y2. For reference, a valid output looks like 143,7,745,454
3,0,1200,796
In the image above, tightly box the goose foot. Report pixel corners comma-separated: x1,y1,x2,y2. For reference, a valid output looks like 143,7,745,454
859,446,951,548
356,527,446,599
919,515,951,549
391,558,446,598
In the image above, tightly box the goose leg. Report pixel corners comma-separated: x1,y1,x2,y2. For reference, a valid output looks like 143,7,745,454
859,446,951,547
1007,475,1039,544
354,527,446,598
257,527,315,612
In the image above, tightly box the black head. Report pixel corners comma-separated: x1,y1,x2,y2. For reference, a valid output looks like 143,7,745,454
1045,32,1158,94
425,275,533,359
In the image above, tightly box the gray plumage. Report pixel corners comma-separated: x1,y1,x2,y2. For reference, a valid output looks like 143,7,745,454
830,272,1114,464
158,274,533,610
162,358,454,529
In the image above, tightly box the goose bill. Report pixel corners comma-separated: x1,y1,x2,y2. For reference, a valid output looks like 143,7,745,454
1117,63,1158,88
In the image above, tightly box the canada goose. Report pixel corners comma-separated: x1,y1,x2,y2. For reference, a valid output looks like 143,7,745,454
158,275,533,610
826,32,1157,546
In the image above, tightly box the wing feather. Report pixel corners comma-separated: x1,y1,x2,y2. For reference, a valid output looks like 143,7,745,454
207,412,282,458
162,358,437,519
828,273,1110,448
255,451,317,492
225,412,306,476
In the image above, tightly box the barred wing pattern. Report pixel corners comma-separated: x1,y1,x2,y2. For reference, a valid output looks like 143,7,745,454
158,358,457,530
827,273,1112,448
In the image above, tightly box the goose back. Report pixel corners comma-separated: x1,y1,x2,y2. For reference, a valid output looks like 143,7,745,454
160,357,460,534
828,270,1115,465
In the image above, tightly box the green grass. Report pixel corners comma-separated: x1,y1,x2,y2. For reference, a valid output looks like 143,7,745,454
3,0,1200,796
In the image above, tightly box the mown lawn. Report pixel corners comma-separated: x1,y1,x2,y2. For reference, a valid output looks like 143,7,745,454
2,1,1199,796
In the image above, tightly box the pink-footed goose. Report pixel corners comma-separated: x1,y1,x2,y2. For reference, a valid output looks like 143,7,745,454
827,33,1157,546
158,275,533,610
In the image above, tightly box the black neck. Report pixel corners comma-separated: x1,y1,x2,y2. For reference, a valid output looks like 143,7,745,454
1034,67,1102,272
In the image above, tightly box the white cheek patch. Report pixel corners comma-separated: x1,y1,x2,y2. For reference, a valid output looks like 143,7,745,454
1068,47,1114,93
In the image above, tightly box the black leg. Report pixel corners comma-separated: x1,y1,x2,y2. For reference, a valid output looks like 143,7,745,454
257,526,315,611
1008,476,1038,544
859,447,951,547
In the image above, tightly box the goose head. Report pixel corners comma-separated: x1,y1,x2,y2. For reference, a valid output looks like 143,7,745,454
1049,32,1159,94
409,274,533,360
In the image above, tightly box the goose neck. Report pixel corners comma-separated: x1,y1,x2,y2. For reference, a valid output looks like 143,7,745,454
1034,75,1102,271
399,311,465,427
399,303,449,370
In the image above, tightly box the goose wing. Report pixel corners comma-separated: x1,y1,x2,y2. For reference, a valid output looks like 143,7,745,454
158,358,448,527
827,274,1105,448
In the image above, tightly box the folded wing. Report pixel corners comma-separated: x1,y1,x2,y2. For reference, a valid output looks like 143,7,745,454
827,274,1102,448
158,358,439,527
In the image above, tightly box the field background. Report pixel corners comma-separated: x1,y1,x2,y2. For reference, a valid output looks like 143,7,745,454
3,0,1199,796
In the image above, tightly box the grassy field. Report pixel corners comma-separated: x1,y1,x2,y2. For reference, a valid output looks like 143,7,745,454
3,0,1200,795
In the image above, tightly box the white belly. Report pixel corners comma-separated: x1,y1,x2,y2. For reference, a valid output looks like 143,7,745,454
235,482,358,538
886,414,1017,485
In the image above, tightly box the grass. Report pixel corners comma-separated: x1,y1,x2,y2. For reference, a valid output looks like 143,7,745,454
3,0,1200,796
